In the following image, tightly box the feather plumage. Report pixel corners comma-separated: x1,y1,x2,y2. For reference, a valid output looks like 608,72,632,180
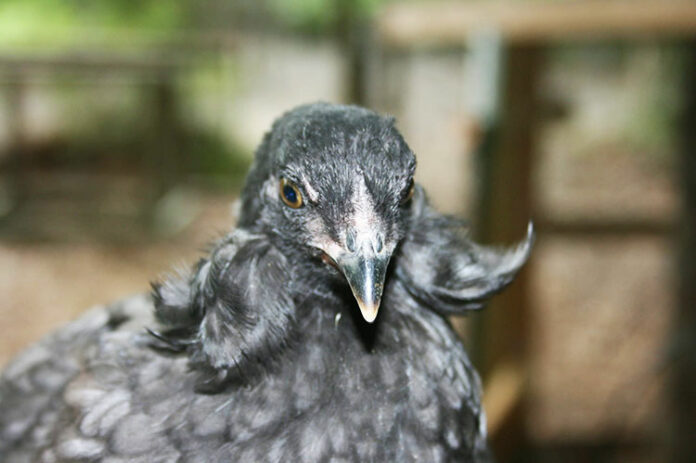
0,102,531,462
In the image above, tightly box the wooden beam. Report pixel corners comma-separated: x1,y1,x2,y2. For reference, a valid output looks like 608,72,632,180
537,217,675,238
483,362,526,438
473,41,540,383
670,41,696,463
377,1,696,48
470,41,542,460
0,53,185,74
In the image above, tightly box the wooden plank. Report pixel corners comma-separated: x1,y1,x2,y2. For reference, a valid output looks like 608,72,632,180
483,361,525,438
335,0,369,104
0,53,185,73
670,41,696,463
470,42,542,458
377,1,696,48
537,217,675,238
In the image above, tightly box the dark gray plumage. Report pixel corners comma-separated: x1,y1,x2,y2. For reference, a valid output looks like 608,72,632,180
0,103,533,462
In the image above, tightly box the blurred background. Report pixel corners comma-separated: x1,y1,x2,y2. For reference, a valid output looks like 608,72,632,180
1,0,694,461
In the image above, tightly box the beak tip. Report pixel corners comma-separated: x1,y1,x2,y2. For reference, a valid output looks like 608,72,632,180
336,250,390,325
357,300,380,323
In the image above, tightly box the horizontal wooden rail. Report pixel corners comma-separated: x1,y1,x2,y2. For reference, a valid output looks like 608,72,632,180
537,217,675,238
377,0,696,48
0,53,186,73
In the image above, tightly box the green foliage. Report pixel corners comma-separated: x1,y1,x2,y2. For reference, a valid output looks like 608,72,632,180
267,0,384,34
268,0,336,33
12,84,251,188
0,0,398,46
0,0,187,49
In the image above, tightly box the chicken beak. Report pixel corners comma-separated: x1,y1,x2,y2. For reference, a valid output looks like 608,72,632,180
336,253,391,323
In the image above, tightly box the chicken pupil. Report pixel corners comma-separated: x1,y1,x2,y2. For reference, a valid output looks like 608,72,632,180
283,185,297,204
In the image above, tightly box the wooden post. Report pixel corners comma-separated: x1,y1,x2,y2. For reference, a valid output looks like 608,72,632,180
153,75,180,179
472,42,542,461
3,73,28,215
139,74,183,232
335,0,368,105
670,41,696,463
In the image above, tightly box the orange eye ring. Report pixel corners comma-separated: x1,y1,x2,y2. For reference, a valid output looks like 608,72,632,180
279,178,303,209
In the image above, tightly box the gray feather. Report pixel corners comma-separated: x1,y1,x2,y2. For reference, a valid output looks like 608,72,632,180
1,103,528,462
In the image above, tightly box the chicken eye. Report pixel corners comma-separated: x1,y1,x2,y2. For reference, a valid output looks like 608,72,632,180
401,179,415,205
279,178,303,208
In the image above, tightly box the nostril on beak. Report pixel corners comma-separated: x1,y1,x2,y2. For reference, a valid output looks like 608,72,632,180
345,231,384,254
373,234,384,253
346,231,357,253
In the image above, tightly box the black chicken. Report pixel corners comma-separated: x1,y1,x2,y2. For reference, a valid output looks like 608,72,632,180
0,103,532,462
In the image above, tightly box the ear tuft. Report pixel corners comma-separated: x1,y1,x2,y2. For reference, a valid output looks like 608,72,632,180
395,203,534,315
149,231,297,393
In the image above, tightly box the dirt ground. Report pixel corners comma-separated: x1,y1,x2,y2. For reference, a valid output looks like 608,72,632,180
0,193,237,367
